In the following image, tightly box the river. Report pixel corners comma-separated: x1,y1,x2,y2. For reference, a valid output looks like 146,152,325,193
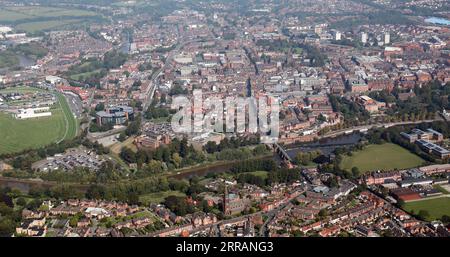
425,17,450,26
172,132,362,179
284,132,362,158
0,133,362,190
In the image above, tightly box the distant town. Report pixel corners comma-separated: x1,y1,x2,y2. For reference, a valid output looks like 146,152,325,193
0,0,450,238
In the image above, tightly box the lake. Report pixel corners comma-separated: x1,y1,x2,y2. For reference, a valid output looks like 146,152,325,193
425,17,450,26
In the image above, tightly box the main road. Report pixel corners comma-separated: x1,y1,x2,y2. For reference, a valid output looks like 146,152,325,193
142,38,206,111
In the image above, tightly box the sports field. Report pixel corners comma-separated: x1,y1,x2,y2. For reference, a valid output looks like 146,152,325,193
340,143,425,173
16,19,84,33
246,171,269,179
0,6,100,33
139,191,186,205
403,196,450,221
0,87,77,155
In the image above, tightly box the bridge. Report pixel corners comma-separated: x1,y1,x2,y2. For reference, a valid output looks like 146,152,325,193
273,142,293,163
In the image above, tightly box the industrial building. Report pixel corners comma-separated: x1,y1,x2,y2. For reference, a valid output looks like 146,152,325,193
15,107,52,119
96,105,134,126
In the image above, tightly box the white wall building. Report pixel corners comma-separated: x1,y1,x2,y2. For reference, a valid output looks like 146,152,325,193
384,33,390,45
361,32,368,44
15,107,52,119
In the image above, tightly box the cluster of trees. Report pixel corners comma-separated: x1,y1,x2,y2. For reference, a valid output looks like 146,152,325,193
294,150,322,166
65,50,128,86
138,62,153,72
255,39,327,67
12,42,48,59
163,195,195,216
203,136,261,154
392,81,450,116
329,94,370,126
89,122,113,133
0,188,21,236
103,50,128,69
120,137,206,171
169,83,189,96
229,159,302,186
144,99,170,120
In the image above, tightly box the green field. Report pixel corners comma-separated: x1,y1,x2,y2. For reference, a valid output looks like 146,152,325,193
16,19,84,33
139,191,186,205
340,143,425,173
56,92,78,141
0,87,77,155
0,6,100,33
246,171,269,179
69,69,103,81
403,197,450,221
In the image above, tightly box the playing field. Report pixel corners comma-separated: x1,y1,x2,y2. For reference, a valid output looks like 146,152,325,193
139,191,186,205
0,88,77,155
403,196,450,221
340,143,425,173
16,19,84,33
246,171,269,179
0,6,100,33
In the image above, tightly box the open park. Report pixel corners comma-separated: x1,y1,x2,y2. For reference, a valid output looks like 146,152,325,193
403,196,450,221
0,6,101,33
0,87,78,155
340,143,426,173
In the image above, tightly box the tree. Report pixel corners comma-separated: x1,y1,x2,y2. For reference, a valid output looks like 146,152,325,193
118,132,127,142
16,197,27,206
95,102,105,112
128,192,140,205
86,185,105,199
120,147,136,163
172,153,182,168
417,210,430,220
318,209,328,217
441,215,450,223
351,167,360,178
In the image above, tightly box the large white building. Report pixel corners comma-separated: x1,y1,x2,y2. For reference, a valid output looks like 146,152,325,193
361,32,368,44
384,33,390,45
15,107,52,119
0,26,12,33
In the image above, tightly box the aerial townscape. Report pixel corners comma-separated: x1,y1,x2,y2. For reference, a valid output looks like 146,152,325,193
1,0,450,239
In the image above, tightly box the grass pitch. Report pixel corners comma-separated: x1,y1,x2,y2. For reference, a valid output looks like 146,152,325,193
340,143,425,173
0,87,77,155
403,197,450,221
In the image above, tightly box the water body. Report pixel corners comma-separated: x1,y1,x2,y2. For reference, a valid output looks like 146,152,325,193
0,133,362,189
285,132,362,159
173,133,362,179
171,155,274,180
17,54,36,67
425,17,450,26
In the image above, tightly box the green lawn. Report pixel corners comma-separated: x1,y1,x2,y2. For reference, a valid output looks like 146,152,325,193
69,69,103,81
0,6,100,33
403,197,450,221
139,191,186,205
246,171,269,179
56,92,78,140
0,88,77,154
340,143,425,173
16,19,84,33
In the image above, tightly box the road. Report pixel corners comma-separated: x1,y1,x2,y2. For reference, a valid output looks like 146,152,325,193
63,92,83,118
320,119,441,139
142,38,206,111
